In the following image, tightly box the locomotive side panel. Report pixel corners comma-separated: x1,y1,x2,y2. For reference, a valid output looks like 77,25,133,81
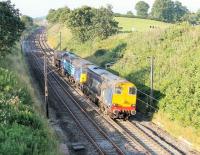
86,69,102,97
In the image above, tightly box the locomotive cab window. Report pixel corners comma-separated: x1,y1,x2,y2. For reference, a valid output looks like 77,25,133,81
91,79,100,90
115,87,122,94
129,87,136,95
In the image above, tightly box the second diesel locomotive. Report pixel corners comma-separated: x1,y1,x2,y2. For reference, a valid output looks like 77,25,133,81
54,51,137,119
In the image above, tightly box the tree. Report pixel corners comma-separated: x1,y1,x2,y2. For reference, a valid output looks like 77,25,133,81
196,9,200,21
58,7,70,24
67,6,119,42
127,11,134,16
151,0,174,22
67,6,95,42
21,15,33,28
135,1,150,18
0,0,24,56
173,1,189,22
183,13,199,25
46,9,57,23
92,7,119,39
46,7,70,24
189,14,199,25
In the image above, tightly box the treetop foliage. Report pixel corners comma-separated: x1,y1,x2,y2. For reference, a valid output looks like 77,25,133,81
151,0,189,23
46,7,70,24
21,15,33,28
126,11,134,16
47,5,119,42
183,9,200,25
0,0,24,57
135,1,150,18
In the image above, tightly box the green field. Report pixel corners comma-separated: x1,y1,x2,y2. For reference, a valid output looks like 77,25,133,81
115,17,172,32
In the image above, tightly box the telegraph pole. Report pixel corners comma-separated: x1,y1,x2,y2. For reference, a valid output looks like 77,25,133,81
150,56,154,111
44,55,49,118
60,32,62,51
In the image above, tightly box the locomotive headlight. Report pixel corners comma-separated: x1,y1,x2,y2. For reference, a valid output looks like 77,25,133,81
113,110,119,115
131,110,136,115
112,104,119,107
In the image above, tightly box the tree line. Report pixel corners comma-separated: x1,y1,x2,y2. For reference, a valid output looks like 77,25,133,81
46,5,119,42
133,0,200,24
46,1,200,43
0,0,34,57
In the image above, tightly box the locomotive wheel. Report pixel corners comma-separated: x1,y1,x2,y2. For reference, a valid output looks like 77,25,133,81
84,89,89,96
99,102,106,114
123,116,128,121
94,98,99,105
61,68,65,76
82,87,85,94
109,112,116,119
123,113,129,121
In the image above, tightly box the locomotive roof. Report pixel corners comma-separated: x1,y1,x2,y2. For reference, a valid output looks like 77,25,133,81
64,52,93,67
72,58,92,67
88,65,126,83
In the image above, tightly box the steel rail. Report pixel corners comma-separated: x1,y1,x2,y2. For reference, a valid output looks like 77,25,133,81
28,33,125,155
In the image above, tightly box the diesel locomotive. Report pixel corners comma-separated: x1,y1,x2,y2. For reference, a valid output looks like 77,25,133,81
54,51,137,119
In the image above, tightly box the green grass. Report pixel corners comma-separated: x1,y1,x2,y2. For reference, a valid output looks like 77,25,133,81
115,17,172,32
47,24,72,50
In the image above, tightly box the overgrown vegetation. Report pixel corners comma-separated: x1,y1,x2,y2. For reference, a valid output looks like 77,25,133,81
0,1,59,154
0,47,59,154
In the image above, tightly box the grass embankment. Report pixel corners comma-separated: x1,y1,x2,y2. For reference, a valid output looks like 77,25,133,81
47,20,200,151
0,39,60,154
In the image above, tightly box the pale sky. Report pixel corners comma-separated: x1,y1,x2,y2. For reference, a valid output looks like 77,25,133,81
5,0,200,18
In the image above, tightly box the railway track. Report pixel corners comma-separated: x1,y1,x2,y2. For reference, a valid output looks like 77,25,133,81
23,27,196,155
36,30,152,154
25,29,141,155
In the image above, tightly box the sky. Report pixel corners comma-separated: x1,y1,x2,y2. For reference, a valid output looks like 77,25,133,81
6,0,200,18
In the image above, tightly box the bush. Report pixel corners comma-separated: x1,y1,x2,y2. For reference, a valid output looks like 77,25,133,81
0,68,58,154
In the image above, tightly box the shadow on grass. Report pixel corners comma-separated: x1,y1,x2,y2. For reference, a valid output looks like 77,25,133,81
85,42,127,68
85,42,165,121
126,68,165,121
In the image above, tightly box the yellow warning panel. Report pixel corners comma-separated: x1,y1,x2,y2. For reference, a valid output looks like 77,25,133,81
80,73,87,83
112,82,136,107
